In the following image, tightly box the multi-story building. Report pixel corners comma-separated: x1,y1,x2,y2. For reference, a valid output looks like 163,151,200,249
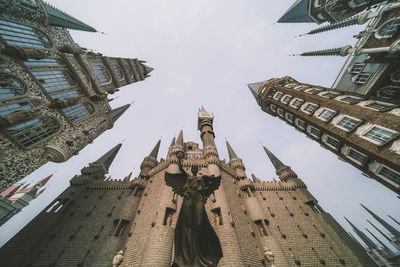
0,174,52,226
248,76,400,193
278,0,385,24
0,107,376,266
0,0,153,191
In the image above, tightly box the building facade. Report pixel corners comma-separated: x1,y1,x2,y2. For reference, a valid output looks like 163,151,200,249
248,76,400,193
0,0,153,191
0,108,376,267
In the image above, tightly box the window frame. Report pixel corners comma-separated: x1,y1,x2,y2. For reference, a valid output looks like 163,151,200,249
324,135,341,151
348,63,365,74
273,91,284,101
295,119,306,130
289,98,305,109
375,17,400,39
317,108,337,122
376,165,400,185
321,91,342,99
308,126,321,139
281,95,293,105
301,102,319,115
362,101,395,112
345,147,368,166
353,72,371,84
337,95,363,104
334,115,362,132
359,125,398,146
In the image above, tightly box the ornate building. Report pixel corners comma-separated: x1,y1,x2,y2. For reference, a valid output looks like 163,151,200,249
248,76,400,193
0,107,376,266
0,0,153,191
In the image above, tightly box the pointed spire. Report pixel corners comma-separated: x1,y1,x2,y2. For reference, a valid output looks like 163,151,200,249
247,81,264,100
344,217,377,249
365,228,393,254
262,145,285,170
169,136,176,148
388,215,400,226
251,173,260,183
176,129,184,147
148,139,161,159
96,143,122,170
277,0,314,23
226,140,238,161
0,183,23,198
361,204,400,239
43,2,97,32
106,104,130,123
143,64,153,75
296,45,352,57
367,220,392,243
34,174,53,187
304,16,360,36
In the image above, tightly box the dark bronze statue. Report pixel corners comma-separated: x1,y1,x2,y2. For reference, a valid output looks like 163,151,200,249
165,157,223,267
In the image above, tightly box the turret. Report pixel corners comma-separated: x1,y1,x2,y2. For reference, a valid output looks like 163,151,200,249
139,139,161,179
262,145,298,182
226,140,246,179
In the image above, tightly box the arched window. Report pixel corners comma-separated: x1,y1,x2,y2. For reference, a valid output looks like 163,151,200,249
377,18,400,38
5,117,59,147
62,103,94,124
0,73,27,99
50,90,81,100
91,65,111,85
0,19,51,48
0,100,40,116
377,85,400,98
31,70,76,92
24,58,59,67
111,64,124,80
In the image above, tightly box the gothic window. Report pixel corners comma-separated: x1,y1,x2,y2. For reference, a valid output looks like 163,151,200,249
363,101,395,111
0,19,51,48
50,90,81,100
321,91,341,99
354,73,371,84
376,18,400,38
339,96,362,104
273,92,284,100
335,116,361,132
349,63,365,74
360,125,398,146
290,98,304,109
0,100,40,116
325,135,340,151
346,148,368,166
62,103,94,124
0,73,27,99
377,165,400,184
5,117,59,147
91,64,111,85
317,108,337,122
24,58,59,67
302,103,319,115
377,86,400,99
31,70,76,92
281,95,293,104
111,63,124,80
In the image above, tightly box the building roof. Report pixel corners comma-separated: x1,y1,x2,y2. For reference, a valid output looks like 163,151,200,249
0,183,23,198
277,0,314,23
106,104,131,123
247,81,265,100
96,143,123,170
43,2,97,32
262,145,285,170
148,139,161,159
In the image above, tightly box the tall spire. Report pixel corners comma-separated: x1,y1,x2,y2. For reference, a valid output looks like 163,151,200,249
43,2,97,32
225,140,238,161
176,129,184,147
96,143,122,170
293,45,352,57
34,174,53,187
262,145,285,170
388,215,400,226
106,104,131,123
344,217,377,249
365,228,393,254
367,220,392,243
361,204,400,239
277,0,314,23
247,81,264,100
148,139,161,159
169,136,176,148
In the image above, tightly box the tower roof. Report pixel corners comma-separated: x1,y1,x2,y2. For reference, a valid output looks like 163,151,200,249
169,136,176,147
262,145,285,170
143,65,153,75
247,81,264,100
106,104,131,123
277,0,314,23
226,140,238,161
176,129,184,147
388,214,400,226
0,183,23,198
365,228,393,254
43,2,97,32
34,174,53,187
344,217,377,249
361,204,400,239
96,143,122,170
148,139,161,159
367,220,392,242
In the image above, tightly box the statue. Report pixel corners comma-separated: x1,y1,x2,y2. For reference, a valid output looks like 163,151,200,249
112,250,124,267
263,247,275,267
165,156,223,267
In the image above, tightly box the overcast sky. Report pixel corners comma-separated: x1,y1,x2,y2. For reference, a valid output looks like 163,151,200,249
1,0,399,250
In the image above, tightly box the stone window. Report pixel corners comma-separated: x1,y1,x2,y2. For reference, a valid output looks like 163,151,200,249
377,165,400,184
317,108,337,122
62,103,94,125
113,219,129,237
377,85,400,99
338,96,362,104
111,63,124,80
293,85,309,91
50,90,81,100
0,100,40,116
321,91,341,99
5,117,59,147
31,70,76,92
277,108,285,117
91,64,111,85
325,136,340,151
285,83,298,88
273,92,284,100
270,104,277,112
376,18,400,38
0,73,27,99
0,19,51,48
363,101,395,111
286,113,294,123
24,58,59,67
335,116,361,132
302,103,319,115
163,208,176,226
255,220,269,236
349,63,365,74
290,98,304,109
211,208,223,226
309,126,321,139
346,148,368,166
281,95,293,104
296,119,306,130
305,88,323,95
354,73,371,84
360,125,398,146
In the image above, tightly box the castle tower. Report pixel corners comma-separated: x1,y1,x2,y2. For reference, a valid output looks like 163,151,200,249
249,76,400,194
0,0,152,191
226,140,247,179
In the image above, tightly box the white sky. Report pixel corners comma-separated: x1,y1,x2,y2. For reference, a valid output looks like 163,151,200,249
1,0,399,250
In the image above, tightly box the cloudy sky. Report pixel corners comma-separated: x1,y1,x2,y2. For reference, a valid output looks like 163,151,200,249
1,0,399,249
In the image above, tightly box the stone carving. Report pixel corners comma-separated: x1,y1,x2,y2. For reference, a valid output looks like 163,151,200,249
0,109,39,128
112,250,124,267
165,155,223,267
264,247,275,267
1,46,47,61
48,97,80,109
59,45,84,54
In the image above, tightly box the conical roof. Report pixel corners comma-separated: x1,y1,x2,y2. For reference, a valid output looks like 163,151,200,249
176,130,184,147
96,143,122,170
169,136,176,147
361,204,400,239
144,65,153,75
106,104,131,123
277,0,314,23
43,2,97,32
262,145,285,170
35,174,53,187
247,81,264,100
388,215,400,226
0,183,23,198
344,217,377,249
367,220,392,242
365,228,393,254
148,139,161,159
226,140,238,161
